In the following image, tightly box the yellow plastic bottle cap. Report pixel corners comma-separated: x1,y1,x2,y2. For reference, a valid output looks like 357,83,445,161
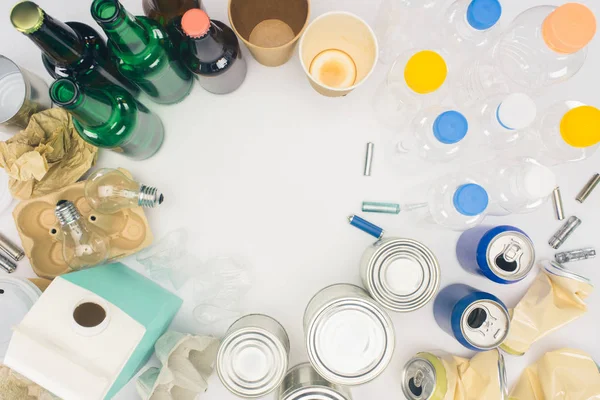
404,50,447,94
560,105,600,148
542,3,597,54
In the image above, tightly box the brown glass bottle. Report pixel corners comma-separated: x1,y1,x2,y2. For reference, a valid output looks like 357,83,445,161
143,0,202,27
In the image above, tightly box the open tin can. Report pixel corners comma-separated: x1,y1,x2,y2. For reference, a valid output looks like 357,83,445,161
304,283,395,386
217,314,290,398
360,237,440,312
279,362,352,400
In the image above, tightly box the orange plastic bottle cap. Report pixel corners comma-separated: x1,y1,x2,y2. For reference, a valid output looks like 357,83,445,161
182,9,210,38
542,3,597,54
404,50,447,95
560,105,600,148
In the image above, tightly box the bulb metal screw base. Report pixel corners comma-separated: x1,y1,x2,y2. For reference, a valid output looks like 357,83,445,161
138,185,164,208
55,200,81,225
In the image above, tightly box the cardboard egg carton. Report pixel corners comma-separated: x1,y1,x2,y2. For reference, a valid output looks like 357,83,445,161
13,171,153,279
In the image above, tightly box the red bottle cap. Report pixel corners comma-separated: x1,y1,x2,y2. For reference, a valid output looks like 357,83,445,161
182,9,211,38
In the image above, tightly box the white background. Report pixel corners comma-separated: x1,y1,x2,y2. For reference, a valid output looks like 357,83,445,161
1,0,600,399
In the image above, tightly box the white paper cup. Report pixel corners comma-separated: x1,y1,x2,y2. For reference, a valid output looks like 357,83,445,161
299,12,378,97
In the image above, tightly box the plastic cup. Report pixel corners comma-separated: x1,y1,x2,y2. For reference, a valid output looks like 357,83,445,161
0,55,51,134
299,12,378,97
228,0,310,67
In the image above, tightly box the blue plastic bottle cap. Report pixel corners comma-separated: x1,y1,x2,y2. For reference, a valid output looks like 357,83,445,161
467,0,502,31
433,111,469,144
453,184,489,216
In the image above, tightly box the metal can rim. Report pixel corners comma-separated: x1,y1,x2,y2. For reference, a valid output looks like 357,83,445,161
459,299,510,351
280,363,352,400
482,229,535,283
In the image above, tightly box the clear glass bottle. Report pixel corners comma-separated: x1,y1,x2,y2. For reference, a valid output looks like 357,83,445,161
374,49,449,129
179,9,247,94
91,0,193,105
476,92,537,149
85,168,163,214
10,1,139,96
485,158,556,215
49,78,164,160
530,101,600,165
143,0,202,27
55,200,110,271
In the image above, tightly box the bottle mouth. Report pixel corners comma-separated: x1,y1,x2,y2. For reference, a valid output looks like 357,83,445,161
50,79,80,107
91,0,121,23
11,1,44,34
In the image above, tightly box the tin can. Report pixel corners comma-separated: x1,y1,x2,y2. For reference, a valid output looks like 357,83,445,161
304,284,395,386
401,351,452,400
217,314,290,398
279,363,352,400
433,284,510,351
456,225,535,284
360,238,440,312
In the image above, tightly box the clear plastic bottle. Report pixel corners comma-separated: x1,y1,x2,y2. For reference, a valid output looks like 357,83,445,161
485,158,556,215
454,3,597,105
476,92,537,149
427,177,489,230
438,0,503,64
374,0,443,64
397,107,471,162
530,101,600,165
374,49,449,129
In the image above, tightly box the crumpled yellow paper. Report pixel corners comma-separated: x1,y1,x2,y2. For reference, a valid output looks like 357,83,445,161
509,348,600,400
0,108,98,200
0,364,58,400
454,350,505,400
500,262,592,356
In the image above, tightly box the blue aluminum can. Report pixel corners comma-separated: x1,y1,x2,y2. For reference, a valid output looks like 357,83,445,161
456,225,535,284
433,284,510,351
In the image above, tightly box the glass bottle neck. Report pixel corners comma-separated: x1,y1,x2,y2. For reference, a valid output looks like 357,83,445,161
189,26,224,61
64,87,114,127
94,0,150,55
29,14,85,66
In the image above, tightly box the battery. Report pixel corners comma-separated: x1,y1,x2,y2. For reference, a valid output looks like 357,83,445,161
433,284,510,351
279,363,352,400
456,225,535,284
555,247,596,263
360,238,440,312
0,252,17,273
0,233,24,262
217,314,290,398
304,283,395,386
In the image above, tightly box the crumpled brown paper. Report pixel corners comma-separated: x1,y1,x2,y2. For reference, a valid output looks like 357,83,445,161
0,108,98,200
0,364,58,400
500,261,593,356
509,348,600,400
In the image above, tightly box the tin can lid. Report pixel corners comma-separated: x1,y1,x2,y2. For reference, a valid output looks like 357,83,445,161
366,238,440,312
0,277,42,360
460,299,510,350
217,325,289,397
306,297,395,385
479,228,535,283
401,354,444,400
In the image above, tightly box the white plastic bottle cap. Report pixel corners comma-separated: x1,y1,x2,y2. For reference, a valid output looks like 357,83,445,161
523,164,556,199
497,93,537,130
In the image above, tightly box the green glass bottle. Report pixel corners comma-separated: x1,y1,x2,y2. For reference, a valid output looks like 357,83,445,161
49,78,164,160
10,1,139,96
91,0,193,105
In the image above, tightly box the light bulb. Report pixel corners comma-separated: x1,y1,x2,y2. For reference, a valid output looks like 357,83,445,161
84,168,164,214
55,200,110,271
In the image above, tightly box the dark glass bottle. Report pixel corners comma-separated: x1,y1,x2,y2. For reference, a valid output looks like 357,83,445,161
10,1,139,96
143,0,202,27
91,0,193,105
49,78,164,160
179,9,247,94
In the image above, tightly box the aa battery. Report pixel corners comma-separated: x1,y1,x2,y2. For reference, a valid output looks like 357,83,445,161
457,225,535,284
552,187,564,221
364,142,374,176
576,173,600,203
549,216,581,249
555,248,596,263
362,201,400,214
0,252,17,273
348,215,384,239
0,233,24,262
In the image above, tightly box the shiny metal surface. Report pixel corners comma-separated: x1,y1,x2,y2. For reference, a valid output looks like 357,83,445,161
0,232,24,262
279,363,352,400
549,216,582,249
485,231,535,282
576,173,600,203
555,247,596,263
552,187,564,220
0,252,17,273
460,300,510,350
401,356,439,400
364,142,374,176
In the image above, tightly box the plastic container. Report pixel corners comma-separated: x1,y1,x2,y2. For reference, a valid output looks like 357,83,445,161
438,0,503,64
531,101,600,165
426,175,490,230
485,158,556,215
374,0,442,64
454,3,597,104
397,107,472,162
374,49,449,129
476,92,537,148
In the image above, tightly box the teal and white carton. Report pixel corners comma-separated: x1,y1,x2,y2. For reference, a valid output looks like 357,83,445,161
5,263,182,400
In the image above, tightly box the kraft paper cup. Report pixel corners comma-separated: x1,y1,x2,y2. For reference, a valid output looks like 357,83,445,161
229,0,310,67
299,11,378,97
